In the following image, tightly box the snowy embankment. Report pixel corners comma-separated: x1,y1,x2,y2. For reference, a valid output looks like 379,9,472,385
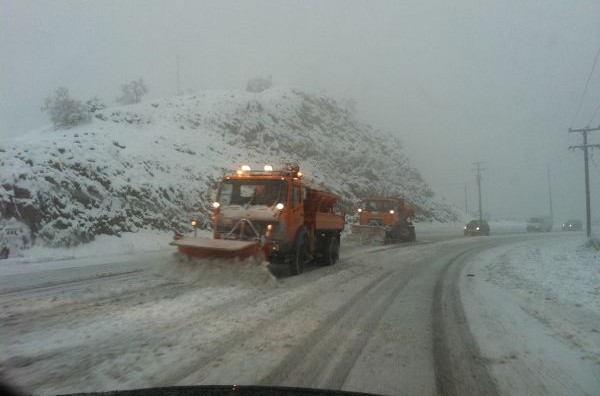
462,235,600,395
1,87,457,247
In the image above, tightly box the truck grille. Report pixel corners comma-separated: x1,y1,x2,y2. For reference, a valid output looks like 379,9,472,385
215,219,281,240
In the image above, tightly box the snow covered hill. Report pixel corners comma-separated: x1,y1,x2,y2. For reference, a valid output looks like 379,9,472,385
0,87,457,246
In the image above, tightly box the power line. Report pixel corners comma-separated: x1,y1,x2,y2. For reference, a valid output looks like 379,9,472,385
588,102,600,126
570,45,600,129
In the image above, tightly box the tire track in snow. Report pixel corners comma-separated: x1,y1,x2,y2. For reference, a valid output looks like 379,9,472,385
3,258,378,393
432,246,499,396
256,260,426,389
163,266,391,386
0,269,144,298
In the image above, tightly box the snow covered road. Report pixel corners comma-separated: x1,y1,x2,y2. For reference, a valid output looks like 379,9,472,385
1,231,598,395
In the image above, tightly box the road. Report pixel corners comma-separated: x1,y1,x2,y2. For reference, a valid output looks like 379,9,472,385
0,229,590,395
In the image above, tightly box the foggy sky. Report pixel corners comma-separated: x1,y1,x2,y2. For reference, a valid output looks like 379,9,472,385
2,0,600,221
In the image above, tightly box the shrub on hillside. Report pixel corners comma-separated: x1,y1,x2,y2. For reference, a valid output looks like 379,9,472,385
246,77,273,93
85,96,106,113
41,87,91,128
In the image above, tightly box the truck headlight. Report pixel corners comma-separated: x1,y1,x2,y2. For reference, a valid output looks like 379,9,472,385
276,203,284,210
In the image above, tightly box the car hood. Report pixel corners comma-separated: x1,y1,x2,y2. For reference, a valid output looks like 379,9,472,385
46,385,384,396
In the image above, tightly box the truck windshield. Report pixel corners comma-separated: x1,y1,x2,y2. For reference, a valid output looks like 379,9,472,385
362,200,394,211
218,179,288,207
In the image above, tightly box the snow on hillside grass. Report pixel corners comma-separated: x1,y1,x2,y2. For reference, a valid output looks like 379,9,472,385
1,87,457,246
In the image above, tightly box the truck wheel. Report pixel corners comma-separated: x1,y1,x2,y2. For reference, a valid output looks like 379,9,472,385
289,234,309,275
408,228,416,242
321,236,339,266
0,247,9,259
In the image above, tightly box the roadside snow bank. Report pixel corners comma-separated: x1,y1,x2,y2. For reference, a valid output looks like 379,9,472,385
483,236,599,314
461,235,600,395
7,230,183,263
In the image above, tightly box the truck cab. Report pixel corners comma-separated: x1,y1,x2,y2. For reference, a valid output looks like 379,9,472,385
207,164,344,274
353,197,416,243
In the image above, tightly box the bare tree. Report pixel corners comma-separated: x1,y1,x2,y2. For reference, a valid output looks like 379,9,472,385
116,78,148,105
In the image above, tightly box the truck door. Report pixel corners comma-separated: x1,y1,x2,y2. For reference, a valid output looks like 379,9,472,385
290,181,304,240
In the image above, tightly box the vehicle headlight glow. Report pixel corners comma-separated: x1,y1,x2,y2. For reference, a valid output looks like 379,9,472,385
212,202,220,208
357,208,362,213
276,203,284,210
264,165,273,171
389,210,395,214
241,165,251,171
476,227,480,230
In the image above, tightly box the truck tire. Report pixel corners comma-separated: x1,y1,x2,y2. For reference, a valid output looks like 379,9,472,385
321,235,339,266
0,247,9,259
289,232,309,275
408,228,416,242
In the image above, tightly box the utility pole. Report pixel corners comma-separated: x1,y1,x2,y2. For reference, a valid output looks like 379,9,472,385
473,162,485,222
464,182,468,214
176,53,181,96
569,126,600,238
547,165,553,220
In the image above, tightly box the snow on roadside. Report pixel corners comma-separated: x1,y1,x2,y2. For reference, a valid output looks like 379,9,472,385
3,229,209,263
0,230,210,277
482,235,599,314
461,235,600,395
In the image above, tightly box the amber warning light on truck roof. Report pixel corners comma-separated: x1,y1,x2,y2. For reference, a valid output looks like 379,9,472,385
233,164,303,178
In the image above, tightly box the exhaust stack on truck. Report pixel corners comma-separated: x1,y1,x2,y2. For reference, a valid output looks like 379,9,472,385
171,164,345,275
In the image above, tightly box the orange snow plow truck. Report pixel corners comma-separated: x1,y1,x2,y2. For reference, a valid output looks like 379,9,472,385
171,165,345,275
351,197,416,243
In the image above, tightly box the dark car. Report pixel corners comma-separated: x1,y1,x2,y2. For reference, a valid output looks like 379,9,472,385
562,219,583,231
464,219,490,236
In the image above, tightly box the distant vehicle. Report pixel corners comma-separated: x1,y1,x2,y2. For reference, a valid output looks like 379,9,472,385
351,197,416,243
464,219,490,236
562,219,583,231
526,216,553,232
0,219,30,259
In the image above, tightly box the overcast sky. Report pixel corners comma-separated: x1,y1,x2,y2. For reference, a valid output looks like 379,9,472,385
2,0,600,221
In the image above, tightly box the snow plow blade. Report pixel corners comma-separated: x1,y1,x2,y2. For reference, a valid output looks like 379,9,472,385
350,224,387,244
170,237,260,259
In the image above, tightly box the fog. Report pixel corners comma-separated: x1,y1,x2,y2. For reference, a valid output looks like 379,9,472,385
1,0,599,222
